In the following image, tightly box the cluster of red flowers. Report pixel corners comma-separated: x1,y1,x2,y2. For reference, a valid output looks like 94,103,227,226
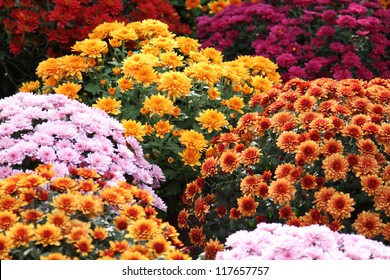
1,0,190,57
178,77,390,258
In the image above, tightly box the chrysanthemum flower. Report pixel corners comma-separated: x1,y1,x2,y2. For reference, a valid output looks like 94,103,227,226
21,209,43,223
154,120,174,138
142,94,175,117
194,196,210,224
276,131,299,153
342,124,363,139
0,211,18,231
300,173,317,190
92,227,109,241
373,187,390,216
237,195,259,217
100,187,126,206
326,192,355,219
19,80,40,92
36,58,65,81
78,195,104,218
72,38,108,59
147,236,171,255
7,222,35,247
120,250,149,260
165,248,192,260
40,253,71,260
46,211,69,228
52,192,79,214
51,177,78,192
313,187,336,212
159,51,184,69
74,236,95,256
93,96,122,115
196,109,229,133
278,205,295,220
352,154,380,177
239,146,261,167
59,55,88,80
240,175,262,196
321,138,344,156
184,62,223,86
294,95,316,112
35,223,63,247
322,153,349,181
126,218,159,241
117,77,133,93
179,130,208,151
204,238,224,260
179,148,202,167
121,119,146,141
53,81,82,100
200,157,219,178
189,226,206,246
229,207,241,219
110,26,138,41
269,178,296,205
225,96,245,114
360,174,384,196
352,211,383,239
219,150,240,174
121,204,146,221
177,209,190,229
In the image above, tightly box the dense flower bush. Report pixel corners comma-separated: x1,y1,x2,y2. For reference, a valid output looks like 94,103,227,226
0,0,191,97
217,223,390,260
0,165,190,260
196,0,390,81
178,78,390,258
0,92,166,210
25,19,281,221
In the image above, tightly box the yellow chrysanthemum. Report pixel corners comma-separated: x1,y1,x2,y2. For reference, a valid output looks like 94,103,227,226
208,0,230,14
159,51,184,69
36,58,64,81
179,148,202,167
71,38,108,59
19,80,40,92
93,96,122,115
126,218,159,241
178,130,208,151
251,76,274,93
196,109,229,133
110,26,138,41
133,64,158,87
225,96,245,114
184,62,224,86
53,81,82,99
59,55,88,80
148,36,178,52
157,71,192,100
175,36,200,55
89,21,126,39
117,77,133,93
142,94,175,117
121,119,146,141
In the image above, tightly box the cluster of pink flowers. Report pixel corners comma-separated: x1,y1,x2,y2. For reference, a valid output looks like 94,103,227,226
196,0,390,81
0,92,166,210
217,223,390,260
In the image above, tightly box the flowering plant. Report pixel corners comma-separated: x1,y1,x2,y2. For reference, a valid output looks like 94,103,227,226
0,164,190,260
217,223,390,260
26,19,281,219
0,92,166,210
178,78,390,258
0,0,190,97
196,0,390,81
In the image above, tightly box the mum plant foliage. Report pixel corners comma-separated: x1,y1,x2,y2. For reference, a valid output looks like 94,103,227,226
0,92,166,211
0,165,190,260
217,223,390,260
178,78,390,258
0,0,190,97
25,20,281,209
196,0,390,81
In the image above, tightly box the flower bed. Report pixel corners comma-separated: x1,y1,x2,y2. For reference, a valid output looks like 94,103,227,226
196,0,390,81
0,164,190,260
178,77,390,258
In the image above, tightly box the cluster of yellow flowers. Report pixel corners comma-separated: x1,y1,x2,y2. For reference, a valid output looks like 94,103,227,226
178,77,390,257
0,164,190,260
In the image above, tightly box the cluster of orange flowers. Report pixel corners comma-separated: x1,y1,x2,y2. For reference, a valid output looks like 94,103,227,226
178,78,390,257
0,164,190,260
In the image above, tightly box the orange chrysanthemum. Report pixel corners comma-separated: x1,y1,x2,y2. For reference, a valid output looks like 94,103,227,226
204,238,224,260
35,223,63,247
40,253,71,260
7,222,35,247
165,248,192,260
51,177,78,192
121,204,146,221
200,157,219,178
360,174,384,196
322,153,349,181
72,38,108,58
269,178,296,205
179,129,208,151
74,237,95,256
276,131,299,152
278,205,294,220
237,195,259,217
0,211,18,231
194,196,210,224
92,227,109,241
352,211,383,239
300,173,317,190
326,192,355,219
314,187,336,211
239,146,261,167
219,150,240,174
46,211,69,228
52,192,79,214
373,187,390,216
353,154,380,177
321,138,344,156
296,140,320,164
147,236,170,255
294,95,316,112
189,226,206,246
342,124,363,139
271,111,296,131
240,175,262,196
126,218,159,241
177,209,190,229
100,187,127,206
